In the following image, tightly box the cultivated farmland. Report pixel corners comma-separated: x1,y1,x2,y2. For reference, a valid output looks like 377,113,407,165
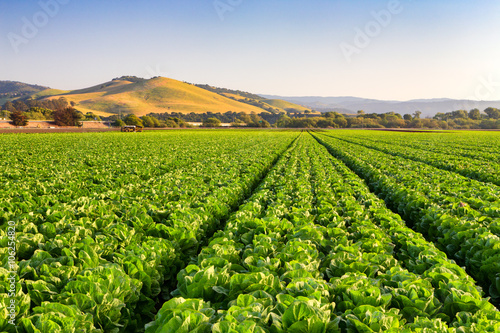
1,129,500,332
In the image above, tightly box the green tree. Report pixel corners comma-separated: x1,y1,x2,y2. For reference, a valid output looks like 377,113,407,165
166,117,187,127
53,107,82,126
386,117,406,128
451,110,468,119
238,113,252,125
10,110,28,126
437,120,448,129
333,117,348,128
4,101,15,112
141,116,156,128
151,116,161,127
13,100,28,112
123,114,144,127
27,107,53,119
410,119,423,128
347,117,362,128
140,115,161,127
292,118,317,128
230,118,245,127
413,111,422,119
422,118,439,128
203,117,221,127
260,119,271,128
316,118,336,128
242,112,270,127
113,119,125,127
484,107,500,119
0,109,11,119
386,112,402,119
56,97,69,109
83,112,102,121
433,113,445,121
403,114,413,121
468,108,481,120
164,119,178,128
26,110,45,120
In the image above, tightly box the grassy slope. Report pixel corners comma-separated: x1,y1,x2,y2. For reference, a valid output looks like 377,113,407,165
221,93,284,113
262,99,310,112
0,81,48,95
221,92,314,114
0,97,12,106
32,89,70,98
0,81,51,108
43,77,269,117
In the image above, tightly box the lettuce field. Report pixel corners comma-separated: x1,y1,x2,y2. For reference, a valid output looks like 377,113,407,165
1,129,500,332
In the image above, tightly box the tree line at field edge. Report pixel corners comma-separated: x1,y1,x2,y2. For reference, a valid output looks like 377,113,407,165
2,98,500,129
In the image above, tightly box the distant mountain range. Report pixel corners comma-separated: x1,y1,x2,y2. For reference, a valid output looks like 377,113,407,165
2,78,500,118
262,95,500,117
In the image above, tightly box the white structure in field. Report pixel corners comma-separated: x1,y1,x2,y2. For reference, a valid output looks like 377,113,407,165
187,122,233,127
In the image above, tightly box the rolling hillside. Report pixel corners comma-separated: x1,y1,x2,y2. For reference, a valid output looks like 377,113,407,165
4,78,500,118
0,81,49,106
0,81,48,95
219,92,283,113
41,77,272,117
193,83,312,113
32,89,70,99
261,99,311,113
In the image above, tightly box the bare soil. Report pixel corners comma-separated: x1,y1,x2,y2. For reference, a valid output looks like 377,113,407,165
0,121,117,134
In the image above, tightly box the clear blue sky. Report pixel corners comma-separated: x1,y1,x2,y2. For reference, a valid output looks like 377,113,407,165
1,0,500,100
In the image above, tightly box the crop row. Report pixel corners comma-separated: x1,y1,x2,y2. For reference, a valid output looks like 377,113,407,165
328,131,500,186
318,131,500,224
348,130,500,163
146,134,500,332
0,131,298,332
314,132,500,305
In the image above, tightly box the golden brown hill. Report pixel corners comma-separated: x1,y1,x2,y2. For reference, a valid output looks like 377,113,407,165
42,77,271,117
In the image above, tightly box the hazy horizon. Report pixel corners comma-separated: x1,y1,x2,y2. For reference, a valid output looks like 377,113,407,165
2,0,500,101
